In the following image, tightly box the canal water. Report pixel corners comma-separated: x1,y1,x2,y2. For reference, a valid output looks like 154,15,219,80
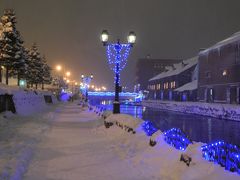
91,100,240,146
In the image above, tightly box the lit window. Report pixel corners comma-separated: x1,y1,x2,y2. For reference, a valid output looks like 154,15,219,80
170,81,176,88
210,89,213,96
164,82,168,89
222,70,227,76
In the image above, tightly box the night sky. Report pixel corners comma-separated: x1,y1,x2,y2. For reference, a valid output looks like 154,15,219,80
1,0,240,90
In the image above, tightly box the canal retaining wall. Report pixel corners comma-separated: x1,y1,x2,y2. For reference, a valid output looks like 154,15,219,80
142,100,240,121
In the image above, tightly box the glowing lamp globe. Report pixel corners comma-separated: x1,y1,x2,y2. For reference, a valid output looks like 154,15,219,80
101,30,109,45
56,65,62,71
127,31,136,45
66,71,71,77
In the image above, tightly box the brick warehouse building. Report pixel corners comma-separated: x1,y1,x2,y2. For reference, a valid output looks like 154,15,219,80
148,57,198,101
198,32,240,104
135,57,181,91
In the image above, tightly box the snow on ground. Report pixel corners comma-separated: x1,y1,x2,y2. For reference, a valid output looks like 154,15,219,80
0,83,58,116
143,100,240,121
100,114,239,180
106,113,142,129
0,104,59,179
1,98,239,179
24,103,151,180
19,103,239,179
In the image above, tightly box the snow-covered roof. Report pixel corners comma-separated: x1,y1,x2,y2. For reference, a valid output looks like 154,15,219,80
149,57,198,81
200,31,240,54
174,80,198,92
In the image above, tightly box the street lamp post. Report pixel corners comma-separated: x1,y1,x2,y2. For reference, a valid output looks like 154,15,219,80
100,30,136,114
81,74,93,103
55,65,71,90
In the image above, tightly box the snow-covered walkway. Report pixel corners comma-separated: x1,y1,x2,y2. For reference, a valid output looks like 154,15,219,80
24,103,148,180
1,102,239,179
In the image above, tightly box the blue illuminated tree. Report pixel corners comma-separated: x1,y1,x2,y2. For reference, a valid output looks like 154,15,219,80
101,30,136,114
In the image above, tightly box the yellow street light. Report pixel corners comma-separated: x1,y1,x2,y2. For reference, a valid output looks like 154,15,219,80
56,65,62,71
66,71,71,77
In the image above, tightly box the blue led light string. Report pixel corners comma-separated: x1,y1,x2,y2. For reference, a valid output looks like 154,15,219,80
201,141,240,174
142,121,158,136
163,128,192,151
106,43,131,85
106,44,131,72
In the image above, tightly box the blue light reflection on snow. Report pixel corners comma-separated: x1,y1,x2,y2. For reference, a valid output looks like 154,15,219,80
60,92,70,102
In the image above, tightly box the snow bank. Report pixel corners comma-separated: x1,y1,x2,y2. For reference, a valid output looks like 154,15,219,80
0,83,58,116
136,137,239,179
96,118,240,179
143,100,240,121
95,111,240,179
105,114,143,129
102,110,112,119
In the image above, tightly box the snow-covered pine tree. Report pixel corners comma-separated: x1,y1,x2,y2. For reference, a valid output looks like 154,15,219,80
0,9,25,85
23,47,32,87
41,55,52,89
0,23,3,82
28,43,42,89
13,31,26,86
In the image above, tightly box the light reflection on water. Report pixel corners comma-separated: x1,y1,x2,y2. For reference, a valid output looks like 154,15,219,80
92,100,240,145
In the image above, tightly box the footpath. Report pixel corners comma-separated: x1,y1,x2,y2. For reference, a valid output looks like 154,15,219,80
24,103,147,180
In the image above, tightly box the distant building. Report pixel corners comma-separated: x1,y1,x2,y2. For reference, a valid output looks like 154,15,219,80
198,32,240,104
148,57,198,101
135,57,181,91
